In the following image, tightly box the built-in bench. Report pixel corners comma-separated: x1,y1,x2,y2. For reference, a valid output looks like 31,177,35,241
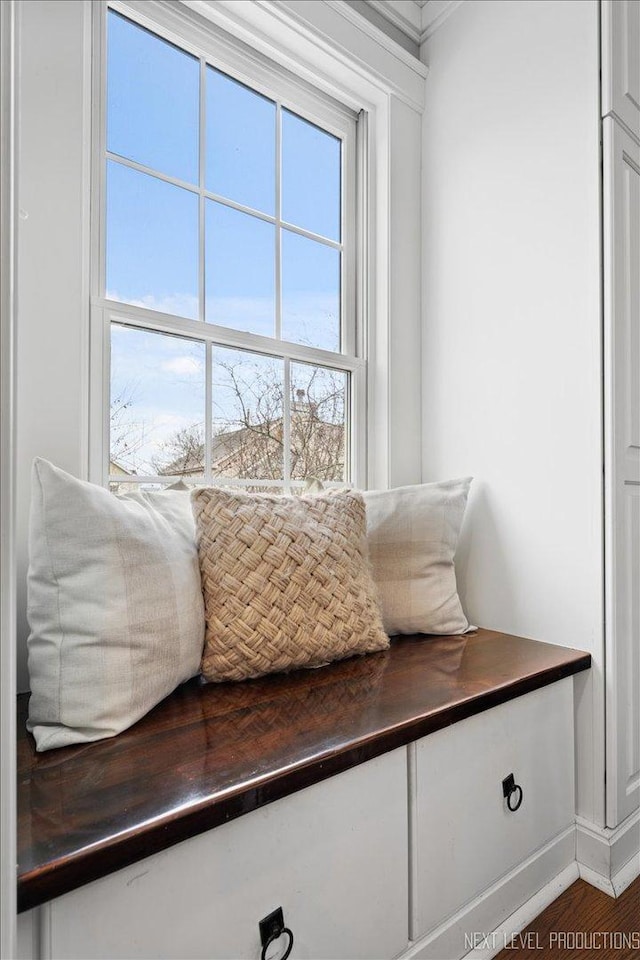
18,632,588,892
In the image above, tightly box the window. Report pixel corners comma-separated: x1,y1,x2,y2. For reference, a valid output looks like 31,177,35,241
94,6,363,494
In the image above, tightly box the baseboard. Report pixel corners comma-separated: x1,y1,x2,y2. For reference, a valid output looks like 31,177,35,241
611,850,640,896
577,863,617,897
400,824,575,960
461,863,579,960
576,808,640,897
578,851,640,898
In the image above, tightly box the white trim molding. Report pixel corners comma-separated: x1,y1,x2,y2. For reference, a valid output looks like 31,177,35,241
329,2,424,71
366,0,422,45
0,0,18,956
419,0,463,43
400,825,576,960
461,864,580,960
351,0,465,47
182,1,427,111
396,813,640,960
576,810,640,897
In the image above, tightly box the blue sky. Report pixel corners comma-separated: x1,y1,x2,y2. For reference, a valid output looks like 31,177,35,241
106,11,344,473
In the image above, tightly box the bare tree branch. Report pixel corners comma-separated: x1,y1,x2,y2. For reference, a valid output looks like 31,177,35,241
131,356,346,485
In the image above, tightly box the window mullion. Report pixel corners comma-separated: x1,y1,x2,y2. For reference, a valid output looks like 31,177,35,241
275,101,282,342
283,358,291,493
205,341,212,483
203,189,277,228
198,59,206,324
105,151,200,196
277,219,342,251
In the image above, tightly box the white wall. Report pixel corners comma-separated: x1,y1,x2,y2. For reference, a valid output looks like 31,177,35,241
15,0,91,692
420,0,604,823
389,96,423,486
13,0,424,689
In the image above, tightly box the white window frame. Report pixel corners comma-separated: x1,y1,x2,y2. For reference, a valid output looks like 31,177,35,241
89,0,367,492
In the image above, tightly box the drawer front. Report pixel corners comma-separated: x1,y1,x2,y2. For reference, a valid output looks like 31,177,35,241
44,749,408,960
411,678,574,940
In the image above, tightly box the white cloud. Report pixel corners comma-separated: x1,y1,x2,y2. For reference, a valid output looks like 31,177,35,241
160,356,203,377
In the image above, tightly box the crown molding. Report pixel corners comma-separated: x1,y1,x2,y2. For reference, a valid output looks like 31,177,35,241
366,0,422,44
329,1,427,78
362,0,464,46
181,0,427,110
419,0,463,43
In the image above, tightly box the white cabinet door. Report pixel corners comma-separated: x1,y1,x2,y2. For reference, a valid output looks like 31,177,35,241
602,0,640,140
603,117,640,826
411,680,574,946
43,750,408,960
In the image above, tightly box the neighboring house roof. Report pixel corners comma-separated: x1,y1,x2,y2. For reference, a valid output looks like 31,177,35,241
109,459,136,477
157,409,344,481
157,447,205,477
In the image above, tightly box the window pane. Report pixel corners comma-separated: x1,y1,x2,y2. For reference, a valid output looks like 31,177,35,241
110,325,205,478
106,161,198,318
281,231,340,351
290,364,347,482
206,69,276,215
282,110,341,241
212,348,284,481
107,11,199,184
205,201,275,335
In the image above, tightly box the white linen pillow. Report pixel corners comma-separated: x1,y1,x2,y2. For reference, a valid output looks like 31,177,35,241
26,459,204,751
362,478,473,636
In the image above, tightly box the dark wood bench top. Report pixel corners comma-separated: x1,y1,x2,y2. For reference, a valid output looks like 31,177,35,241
17,628,590,912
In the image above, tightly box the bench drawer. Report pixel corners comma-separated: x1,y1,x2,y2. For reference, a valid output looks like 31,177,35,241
43,749,408,960
411,677,574,942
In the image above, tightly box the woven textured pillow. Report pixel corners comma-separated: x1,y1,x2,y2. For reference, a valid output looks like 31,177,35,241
363,478,473,636
191,488,389,682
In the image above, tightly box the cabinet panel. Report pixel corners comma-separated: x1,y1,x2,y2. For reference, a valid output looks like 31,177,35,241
17,910,39,960
602,0,640,140
411,679,574,941
603,117,640,825
44,750,408,960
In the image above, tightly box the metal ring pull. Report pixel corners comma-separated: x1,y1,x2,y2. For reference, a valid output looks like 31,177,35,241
507,783,523,811
260,927,294,960
259,909,294,960
502,773,524,812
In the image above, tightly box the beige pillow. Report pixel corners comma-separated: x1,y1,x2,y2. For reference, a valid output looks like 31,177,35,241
191,487,389,682
27,459,204,751
363,478,472,636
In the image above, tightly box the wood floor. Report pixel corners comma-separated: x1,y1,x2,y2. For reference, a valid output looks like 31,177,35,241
495,875,640,959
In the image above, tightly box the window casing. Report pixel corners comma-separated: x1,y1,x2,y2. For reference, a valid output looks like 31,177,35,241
90,1,365,494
